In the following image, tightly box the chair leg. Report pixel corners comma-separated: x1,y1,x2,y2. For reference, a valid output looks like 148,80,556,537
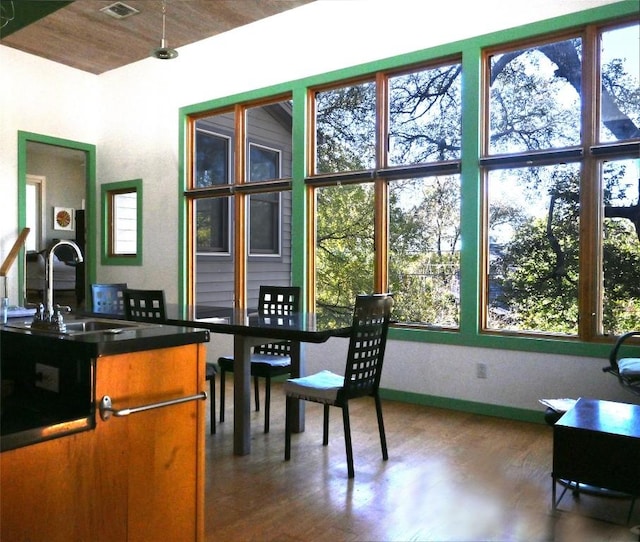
254,375,260,412
284,396,292,461
264,376,271,433
374,392,388,460
209,375,216,435
323,404,330,446
342,402,354,478
219,369,226,423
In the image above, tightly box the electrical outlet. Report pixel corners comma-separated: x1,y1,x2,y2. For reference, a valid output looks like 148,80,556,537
35,363,60,393
476,362,488,379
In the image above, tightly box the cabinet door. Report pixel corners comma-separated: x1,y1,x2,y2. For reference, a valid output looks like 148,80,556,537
95,343,206,542
1,423,127,541
1,343,205,542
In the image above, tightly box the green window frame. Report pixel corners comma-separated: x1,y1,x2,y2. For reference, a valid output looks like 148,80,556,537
101,179,143,266
179,3,639,358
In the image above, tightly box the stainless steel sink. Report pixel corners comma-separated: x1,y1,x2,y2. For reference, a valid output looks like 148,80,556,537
4,318,156,336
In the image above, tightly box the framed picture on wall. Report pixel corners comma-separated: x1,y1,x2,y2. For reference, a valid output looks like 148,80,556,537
53,207,74,231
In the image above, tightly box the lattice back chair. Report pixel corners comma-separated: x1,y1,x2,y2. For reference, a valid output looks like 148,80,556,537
603,331,640,396
123,288,218,434
284,293,393,478
123,289,166,323
91,283,127,316
219,285,300,433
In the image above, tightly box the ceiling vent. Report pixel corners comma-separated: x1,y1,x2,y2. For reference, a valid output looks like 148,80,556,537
100,2,140,20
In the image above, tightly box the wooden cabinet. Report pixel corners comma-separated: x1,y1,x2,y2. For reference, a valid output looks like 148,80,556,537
1,343,206,542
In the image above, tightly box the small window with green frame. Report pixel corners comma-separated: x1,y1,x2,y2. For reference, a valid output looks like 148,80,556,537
101,179,143,265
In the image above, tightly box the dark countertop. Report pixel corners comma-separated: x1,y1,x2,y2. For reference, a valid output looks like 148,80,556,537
1,315,210,357
1,316,210,452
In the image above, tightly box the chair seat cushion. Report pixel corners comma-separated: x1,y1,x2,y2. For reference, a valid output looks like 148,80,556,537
218,354,291,371
283,370,344,404
251,354,291,367
619,358,640,380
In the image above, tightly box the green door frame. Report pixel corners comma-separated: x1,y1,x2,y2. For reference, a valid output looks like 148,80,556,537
17,131,96,305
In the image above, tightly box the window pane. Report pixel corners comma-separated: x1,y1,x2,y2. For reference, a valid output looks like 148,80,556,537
113,191,137,255
389,63,462,165
599,24,640,142
602,158,640,334
25,182,39,252
247,101,291,181
389,176,460,327
249,144,280,181
488,38,582,154
249,192,280,254
195,197,233,307
194,116,233,187
315,184,374,318
247,191,292,307
315,82,376,174
486,164,580,334
196,197,229,253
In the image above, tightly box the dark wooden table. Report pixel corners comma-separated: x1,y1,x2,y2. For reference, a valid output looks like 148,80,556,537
552,397,640,522
165,305,352,455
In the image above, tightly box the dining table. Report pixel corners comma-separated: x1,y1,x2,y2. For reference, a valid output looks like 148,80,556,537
163,304,352,455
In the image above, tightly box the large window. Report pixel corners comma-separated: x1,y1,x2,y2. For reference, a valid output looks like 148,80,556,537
188,100,293,308
182,8,638,345
312,61,463,325
483,22,640,338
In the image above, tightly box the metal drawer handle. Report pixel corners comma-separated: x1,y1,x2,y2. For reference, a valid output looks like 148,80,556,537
99,391,207,421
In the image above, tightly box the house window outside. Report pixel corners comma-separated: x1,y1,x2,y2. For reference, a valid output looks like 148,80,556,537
249,143,281,255
195,129,230,187
482,22,640,338
196,197,230,254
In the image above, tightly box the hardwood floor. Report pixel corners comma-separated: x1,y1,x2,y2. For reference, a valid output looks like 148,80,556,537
204,382,639,541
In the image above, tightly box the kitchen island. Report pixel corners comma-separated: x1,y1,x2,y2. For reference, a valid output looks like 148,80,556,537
1,317,210,542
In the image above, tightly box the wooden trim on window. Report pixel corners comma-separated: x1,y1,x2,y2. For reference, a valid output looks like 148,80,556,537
305,184,316,310
234,104,246,308
579,23,600,341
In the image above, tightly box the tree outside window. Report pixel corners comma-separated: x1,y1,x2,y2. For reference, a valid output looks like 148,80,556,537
484,23,640,337
313,61,462,325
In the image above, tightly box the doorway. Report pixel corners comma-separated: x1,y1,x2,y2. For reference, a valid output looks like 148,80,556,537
18,131,96,310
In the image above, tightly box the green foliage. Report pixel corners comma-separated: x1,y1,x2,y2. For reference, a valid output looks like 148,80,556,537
316,184,375,317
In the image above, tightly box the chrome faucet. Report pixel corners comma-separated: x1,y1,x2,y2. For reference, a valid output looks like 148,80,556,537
32,240,83,331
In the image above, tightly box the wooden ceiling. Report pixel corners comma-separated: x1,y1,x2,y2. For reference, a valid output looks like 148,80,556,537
0,0,315,74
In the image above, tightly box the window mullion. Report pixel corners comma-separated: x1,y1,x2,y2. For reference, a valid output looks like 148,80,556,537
235,104,247,308
579,24,601,341
375,72,388,293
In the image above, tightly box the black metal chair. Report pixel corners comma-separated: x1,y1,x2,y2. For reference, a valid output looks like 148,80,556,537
218,285,300,433
603,331,640,397
91,283,127,315
123,288,218,434
284,293,393,478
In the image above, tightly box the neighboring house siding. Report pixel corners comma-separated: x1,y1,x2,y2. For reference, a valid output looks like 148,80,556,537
195,105,293,307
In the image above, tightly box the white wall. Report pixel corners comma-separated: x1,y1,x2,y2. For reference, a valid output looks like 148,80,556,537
1,0,632,413
0,46,99,301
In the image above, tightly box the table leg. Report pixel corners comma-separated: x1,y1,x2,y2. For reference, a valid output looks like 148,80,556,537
233,335,252,456
289,341,305,433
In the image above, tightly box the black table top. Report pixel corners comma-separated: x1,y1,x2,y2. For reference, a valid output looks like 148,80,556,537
556,398,640,438
164,304,353,343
